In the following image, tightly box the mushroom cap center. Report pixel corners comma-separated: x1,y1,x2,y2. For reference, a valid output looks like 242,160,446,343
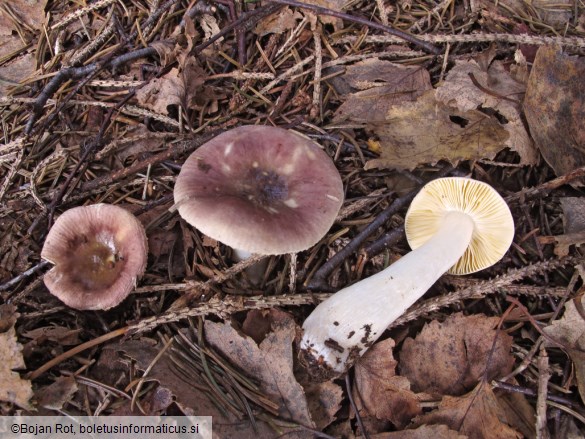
244,168,288,208
65,233,124,291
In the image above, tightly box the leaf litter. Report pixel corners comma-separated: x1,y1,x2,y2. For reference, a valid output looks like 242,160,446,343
0,305,33,410
353,338,422,430
399,313,515,396
524,45,585,179
411,384,522,439
1,0,585,436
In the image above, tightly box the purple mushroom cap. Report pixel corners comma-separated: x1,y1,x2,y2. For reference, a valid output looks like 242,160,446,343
41,204,148,310
173,125,344,254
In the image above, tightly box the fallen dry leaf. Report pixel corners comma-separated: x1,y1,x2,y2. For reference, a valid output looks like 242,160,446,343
0,230,34,283
543,295,585,404
135,68,183,115
180,56,216,111
496,390,536,438
0,0,47,96
254,7,302,36
365,90,509,170
241,308,288,344
333,59,432,124
205,315,315,428
0,306,33,410
371,424,467,438
99,337,279,436
0,304,17,332
111,386,174,416
542,198,585,256
354,338,421,429
399,313,514,396
150,40,177,67
524,46,585,178
474,0,571,31
532,0,573,28
22,325,81,346
304,380,343,430
100,338,223,414
540,231,585,257
0,37,36,96
561,197,585,234
0,0,47,32
148,227,179,260
303,0,345,28
35,376,78,410
135,56,215,116
411,383,522,439
435,58,537,165
109,125,168,164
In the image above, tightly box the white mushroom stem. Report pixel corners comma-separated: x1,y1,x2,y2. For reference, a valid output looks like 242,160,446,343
232,248,253,261
232,248,268,285
300,211,475,375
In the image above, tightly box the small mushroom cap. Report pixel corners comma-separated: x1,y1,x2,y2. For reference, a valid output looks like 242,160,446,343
41,204,148,310
173,125,344,254
404,177,514,275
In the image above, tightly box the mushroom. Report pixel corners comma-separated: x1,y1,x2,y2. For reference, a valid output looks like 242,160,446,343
173,125,344,275
41,203,148,310
300,177,514,379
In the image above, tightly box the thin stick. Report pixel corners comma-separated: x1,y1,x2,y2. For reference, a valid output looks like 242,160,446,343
192,4,282,55
492,380,579,408
536,346,552,439
28,327,129,380
346,374,369,439
0,261,50,292
26,294,332,379
338,32,585,48
306,167,453,291
266,0,441,54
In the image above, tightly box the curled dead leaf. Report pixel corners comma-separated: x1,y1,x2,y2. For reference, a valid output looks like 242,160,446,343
365,90,509,170
543,296,585,405
524,46,585,179
254,7,302,36
135,68,183,115
205,316,315,427
411,384,522,439
332,59,432,124
0,323,33,410
35,376,78,410
435,58,537,165
354,338,421,429
399,313,514,396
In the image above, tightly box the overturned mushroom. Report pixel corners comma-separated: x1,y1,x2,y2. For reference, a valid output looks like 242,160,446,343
300,177,515,379
41,204,148,310
173,125,344,271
